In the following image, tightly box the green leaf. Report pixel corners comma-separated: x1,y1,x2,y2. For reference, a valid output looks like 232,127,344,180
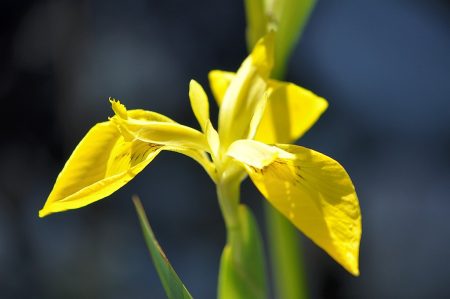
269,0,317,79
244,0,317,79
217,204,268,299
133,196,193,299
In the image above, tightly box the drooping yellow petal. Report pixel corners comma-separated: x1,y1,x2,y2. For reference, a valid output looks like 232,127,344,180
189,80,210,131
217,34,274,149
39,122,163,217
228,140,361,275
255,81,328,144
209,71,328,144
40,101,215,217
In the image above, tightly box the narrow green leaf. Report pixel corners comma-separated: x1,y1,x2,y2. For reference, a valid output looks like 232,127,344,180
132,196,193,299
268,0,317,79
217,204,268,299
244,0,317,79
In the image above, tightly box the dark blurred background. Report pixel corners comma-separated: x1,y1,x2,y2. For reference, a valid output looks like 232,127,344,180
1,0,450,298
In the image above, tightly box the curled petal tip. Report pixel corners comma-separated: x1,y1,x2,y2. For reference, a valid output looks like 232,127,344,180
110,98,128,120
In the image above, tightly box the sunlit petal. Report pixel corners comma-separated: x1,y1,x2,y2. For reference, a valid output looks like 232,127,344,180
110,100,208,152
39,122,162,217
41,101,216,217
218,34,274,148
227,139,291,169
208,70,235,106
189,80,210,131
255,81,328,144
209,72,327,144
206,120,220,160
228,140,361,275
247,91,268,140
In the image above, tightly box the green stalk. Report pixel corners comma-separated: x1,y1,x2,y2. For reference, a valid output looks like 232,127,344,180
243,0,318,298
216,179,268,299
265,203,308,299
217,180,241,250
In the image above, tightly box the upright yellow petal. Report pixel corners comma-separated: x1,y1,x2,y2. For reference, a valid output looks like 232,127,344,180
39,122,163,217
218,34,273,148
250,31,274,74
209,71,328,144
255,81,328,144
247,91,268,140
205,120,220,160
189,80,210,131
228,140,361,275
208,70,235,106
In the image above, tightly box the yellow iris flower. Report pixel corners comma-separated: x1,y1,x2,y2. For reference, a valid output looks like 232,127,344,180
40,33,361,276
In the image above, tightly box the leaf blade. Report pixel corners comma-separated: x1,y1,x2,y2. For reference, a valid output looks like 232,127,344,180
217,205,268,299
133,196,193,299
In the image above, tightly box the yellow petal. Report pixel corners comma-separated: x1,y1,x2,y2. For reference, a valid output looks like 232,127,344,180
208,70,235,106
189,80,210,131
205,120,220,160
118,120,208,151
229,141,361,275
255,81,328,144
218,34,274,148
39,122,162,217
208,72,328,144
247,91,268,140
250,31,274,74
227,139,293,169
120,102,215,178
41,101,216,217
126,109,176,123
110,101,208,152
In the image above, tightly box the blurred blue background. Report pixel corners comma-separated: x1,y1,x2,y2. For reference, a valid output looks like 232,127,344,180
1,0,449,298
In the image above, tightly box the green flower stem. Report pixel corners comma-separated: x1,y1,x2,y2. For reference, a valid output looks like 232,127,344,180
263,1,317,296
216,179,268,299
216,179,241,252
265,203,308,299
